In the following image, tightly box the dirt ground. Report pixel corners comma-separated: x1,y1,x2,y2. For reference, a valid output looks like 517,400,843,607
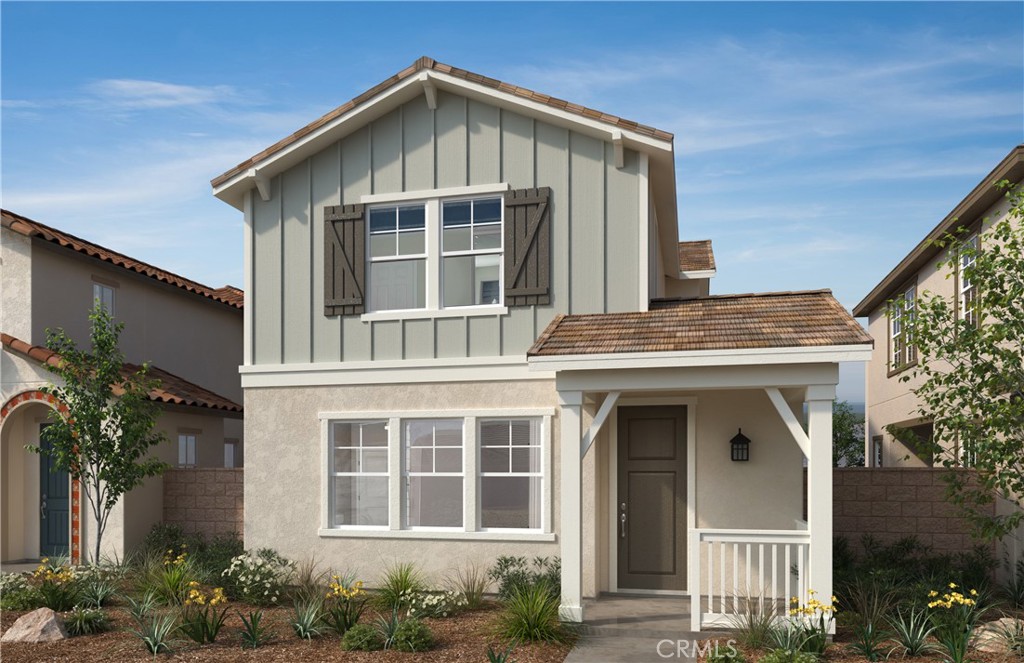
0,602,573,663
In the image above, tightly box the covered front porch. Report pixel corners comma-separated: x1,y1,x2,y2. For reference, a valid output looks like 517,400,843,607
526,291,872,631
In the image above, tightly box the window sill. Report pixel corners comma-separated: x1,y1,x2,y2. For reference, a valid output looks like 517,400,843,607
360,306,508,322
887,360,917,378
318,528,555,542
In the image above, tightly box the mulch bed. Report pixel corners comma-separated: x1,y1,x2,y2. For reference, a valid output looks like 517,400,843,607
0,602,572,663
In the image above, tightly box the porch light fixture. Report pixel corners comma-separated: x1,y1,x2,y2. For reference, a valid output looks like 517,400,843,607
730,428,751,462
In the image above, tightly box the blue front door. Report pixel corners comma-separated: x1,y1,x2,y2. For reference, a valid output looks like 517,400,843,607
39,425,70,558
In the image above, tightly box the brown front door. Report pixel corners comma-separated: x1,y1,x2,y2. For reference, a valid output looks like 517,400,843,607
617,406,687,591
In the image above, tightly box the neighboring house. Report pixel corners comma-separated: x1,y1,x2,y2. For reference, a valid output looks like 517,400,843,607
0,210,244,564
853,145,1024,469
211,57,871,629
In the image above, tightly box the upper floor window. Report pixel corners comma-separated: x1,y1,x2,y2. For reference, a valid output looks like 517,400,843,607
178,433,197,467
959,235,979,326
889,283,916,371
366,194,504,314
93,282,115,315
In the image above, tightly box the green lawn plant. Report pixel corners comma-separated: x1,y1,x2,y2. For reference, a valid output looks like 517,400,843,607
887,606,937,656
927,583,987,663
495,582,568,643
239,609,271,649
64,606,110,636
448,561,488,609
0,572,42,610
486,640,519,663
488,556,560,600
375,562,426,612
847,622,890,661
391,617,434,652
727,590,778,649
323,574,367,635
341,623,385,651
132,611,178,657
222,551,293,605
31,558,82,612
788,589,835,655
178,582,228,644
290,597,325,640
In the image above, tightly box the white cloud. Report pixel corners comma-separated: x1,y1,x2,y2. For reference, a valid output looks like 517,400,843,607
84,79,239,110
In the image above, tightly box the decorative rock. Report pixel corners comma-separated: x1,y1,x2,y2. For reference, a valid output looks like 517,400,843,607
973,616,1021,654
0,607,69,643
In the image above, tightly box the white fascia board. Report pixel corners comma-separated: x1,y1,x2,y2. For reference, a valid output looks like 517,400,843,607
678,269,717,280
240,356,555,388
528,344,873,372
360,182,509,205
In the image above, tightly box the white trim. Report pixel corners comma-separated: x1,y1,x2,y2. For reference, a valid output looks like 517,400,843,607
581,391,619,460
678,269,717,280
360,182,509,204
318,528,555,542
319,407,554,421
611,589,689,597
612,130,625,169
764,387,810,456
243,190,253,366
360,305,507,322
419,71,438,110
638,153,650,311
530,344,873,372
248,169,271,202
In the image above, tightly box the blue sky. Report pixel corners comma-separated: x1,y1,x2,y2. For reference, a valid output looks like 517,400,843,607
3,2,1022,402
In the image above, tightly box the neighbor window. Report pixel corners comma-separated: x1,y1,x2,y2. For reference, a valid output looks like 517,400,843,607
93,282,115,315
365,192,503,313
871,435,883,467
404,419,463,528
178,433,196,467
479,419,542,529
330,421,389,527
959,235,979,326
889,283,916,371
224,440,238,468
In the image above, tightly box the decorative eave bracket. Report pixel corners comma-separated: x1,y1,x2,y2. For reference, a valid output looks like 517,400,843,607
419,72,438,110
248,168,271,202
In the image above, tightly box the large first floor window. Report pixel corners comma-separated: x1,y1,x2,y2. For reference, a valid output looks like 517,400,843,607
324,412,548,534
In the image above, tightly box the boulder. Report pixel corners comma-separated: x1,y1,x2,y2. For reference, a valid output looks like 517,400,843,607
0,607,68,643
973,616,1022,654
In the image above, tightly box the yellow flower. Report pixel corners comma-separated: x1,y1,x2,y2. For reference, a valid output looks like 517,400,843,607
949,582,957,589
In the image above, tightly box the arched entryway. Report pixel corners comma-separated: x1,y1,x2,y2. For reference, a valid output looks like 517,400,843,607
0,391,80,564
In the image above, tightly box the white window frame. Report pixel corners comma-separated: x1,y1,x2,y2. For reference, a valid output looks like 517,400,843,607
959,234,979,326
403,419,465,531
92,282,116,316
360,184,510,321
889,283,916,371
366,203,429,312
328,420,390,530
177,432,197,467
319,408,554,541
478,418,544,533
440,197,503,308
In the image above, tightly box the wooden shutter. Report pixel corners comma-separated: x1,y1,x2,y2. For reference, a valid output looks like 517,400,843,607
324,204,366,316
504,187,552,306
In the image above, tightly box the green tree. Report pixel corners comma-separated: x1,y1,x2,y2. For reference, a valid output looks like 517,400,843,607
833,400,865,467
890,181,1024,540
29,303,168,562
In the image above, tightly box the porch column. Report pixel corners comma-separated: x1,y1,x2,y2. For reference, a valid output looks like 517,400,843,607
806,386,834,632
558,389,584,622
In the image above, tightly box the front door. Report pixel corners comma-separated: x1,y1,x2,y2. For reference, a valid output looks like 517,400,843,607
617,406,687,591
39,425,70,558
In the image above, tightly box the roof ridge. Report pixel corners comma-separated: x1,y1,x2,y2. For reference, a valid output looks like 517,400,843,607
2,209,243,310
652,288,833,304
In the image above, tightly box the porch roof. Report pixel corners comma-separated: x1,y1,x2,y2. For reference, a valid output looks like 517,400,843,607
1,333,242,414
528,289,871,357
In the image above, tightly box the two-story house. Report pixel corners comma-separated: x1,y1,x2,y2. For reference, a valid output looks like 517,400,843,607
0,211,244,564
854,145,1024,468
211,57,871,629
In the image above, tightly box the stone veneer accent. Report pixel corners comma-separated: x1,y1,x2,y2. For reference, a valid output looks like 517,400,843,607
833,468,993,556
162,468,243,539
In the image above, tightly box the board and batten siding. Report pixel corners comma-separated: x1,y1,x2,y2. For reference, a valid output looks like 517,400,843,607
249,90,641,365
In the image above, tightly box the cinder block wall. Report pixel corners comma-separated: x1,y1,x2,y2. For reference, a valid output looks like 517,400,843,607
162,468,243,539
833,468,993,555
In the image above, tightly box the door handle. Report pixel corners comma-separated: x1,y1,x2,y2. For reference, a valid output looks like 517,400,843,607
620,501,626,539
40,493,47,519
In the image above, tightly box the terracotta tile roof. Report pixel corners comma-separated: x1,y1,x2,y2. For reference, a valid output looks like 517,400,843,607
678,240,715,272
528,290,872,356
2,209,243,310
212,56,674,189
1,333,242,414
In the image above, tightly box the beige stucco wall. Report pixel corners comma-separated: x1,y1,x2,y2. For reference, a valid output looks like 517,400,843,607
30,242,243,403
1,226,33,341
0,402,47,561
865,190,1017,466
245,381,805,594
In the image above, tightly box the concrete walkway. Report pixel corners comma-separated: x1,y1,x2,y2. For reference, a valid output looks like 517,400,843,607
564,595,736,663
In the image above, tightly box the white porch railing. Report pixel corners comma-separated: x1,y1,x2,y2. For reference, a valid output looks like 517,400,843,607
689,528,811,631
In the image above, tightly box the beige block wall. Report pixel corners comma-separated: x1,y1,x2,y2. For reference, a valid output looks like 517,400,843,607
865,192,1017,465
163,468,244,539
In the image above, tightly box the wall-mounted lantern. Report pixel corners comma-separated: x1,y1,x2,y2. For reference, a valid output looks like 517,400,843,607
730,428,751,462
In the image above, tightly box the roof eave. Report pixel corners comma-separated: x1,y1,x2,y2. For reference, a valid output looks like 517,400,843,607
527,344,873,372
853,145,1024,317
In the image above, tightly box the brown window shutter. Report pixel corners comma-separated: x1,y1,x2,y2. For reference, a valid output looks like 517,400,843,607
324,204,366,316
504,187,552,306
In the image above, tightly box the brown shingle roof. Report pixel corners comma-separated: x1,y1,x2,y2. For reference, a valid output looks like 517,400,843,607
2,209,243,310
678,240,715,272
528,290,872,356
211,56,674,189
1,333,242,414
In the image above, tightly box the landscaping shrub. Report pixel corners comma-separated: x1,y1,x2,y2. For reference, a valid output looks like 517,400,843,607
77,565,119,608
488,556,560,600
341,623,385,651
0,572,42,611
847,622,890,661
137,549,196,605
179,582,229,644
290,556,329,605
887,606,937,656
408,589,468,618
64,606,110,636
391,617,434,652
759,649,817,663
726,591,778,649
927,583,991,663
1004,557,1024,609
323,574,366,635
221,551,293,605
31,558,82,611
447,561,488,609
486,641,519,663
706,645,745,663
290,598,325,640
787,589,835,655
139,523,243,582
375,562,426,611
239,609,271,649
131,611,178,655
495,582,567,643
